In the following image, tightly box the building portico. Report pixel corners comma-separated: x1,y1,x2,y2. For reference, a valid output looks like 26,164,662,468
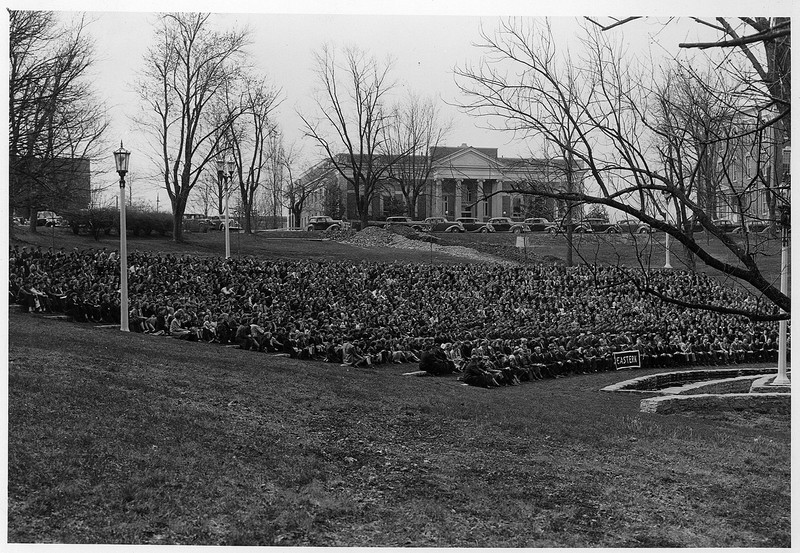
301,143,582,224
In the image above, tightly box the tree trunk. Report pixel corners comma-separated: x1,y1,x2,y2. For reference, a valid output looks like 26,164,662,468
172,196,188,242
357,195,370,230
565,202,574,267
28,205,38,232
243,198,252,234
292,205,302,229
407,193,418,219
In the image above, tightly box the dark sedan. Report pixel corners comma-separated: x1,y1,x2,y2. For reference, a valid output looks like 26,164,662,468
523,217,556,232
546,221,592,234
584,218,622,233
711,218,738,233
456,217,494,233
487,217,530,234
423,217,464,232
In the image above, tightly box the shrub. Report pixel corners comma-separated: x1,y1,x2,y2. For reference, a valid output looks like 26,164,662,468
62,208,172,237
127,209,173,237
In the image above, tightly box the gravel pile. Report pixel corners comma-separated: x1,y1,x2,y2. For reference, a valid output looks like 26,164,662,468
341,226,515,265
320,227,357,240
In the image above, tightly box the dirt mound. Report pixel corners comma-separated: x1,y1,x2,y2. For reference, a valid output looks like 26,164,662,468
340,226,513,265
321,227,357,240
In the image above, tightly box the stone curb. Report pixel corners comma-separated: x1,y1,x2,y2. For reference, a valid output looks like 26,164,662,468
640,393,790,415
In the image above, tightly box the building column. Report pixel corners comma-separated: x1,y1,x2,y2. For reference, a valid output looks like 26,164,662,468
476,179,486,221
434,178,444,217
337,173,348,219
454,179,463,219
492,180,504,217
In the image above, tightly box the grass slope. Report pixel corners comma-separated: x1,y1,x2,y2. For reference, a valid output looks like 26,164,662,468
7,309,790,547
9,225,784,285
8,226,490,265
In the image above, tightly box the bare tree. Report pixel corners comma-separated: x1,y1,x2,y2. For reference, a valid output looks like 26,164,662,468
9,10,108,232
135,12,249,241
188,169,217,216
227,76,281,233
299,44,402,229
384,93,451,218
262,130,287,229
589,17,790,235
455,18,788,318
284,154,331,228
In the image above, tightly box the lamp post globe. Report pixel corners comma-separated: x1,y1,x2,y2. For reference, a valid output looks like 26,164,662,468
114,142,130,176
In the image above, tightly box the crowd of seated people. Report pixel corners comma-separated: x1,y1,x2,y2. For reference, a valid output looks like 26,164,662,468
9,245,788,386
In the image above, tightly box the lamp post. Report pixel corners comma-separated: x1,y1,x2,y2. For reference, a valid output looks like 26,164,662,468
226,160,236,257
664,231,673,269
772,205,791,386
216,157,231,259
113,142,131,332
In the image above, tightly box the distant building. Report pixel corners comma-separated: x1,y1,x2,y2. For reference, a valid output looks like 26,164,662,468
300,143,586,224
711,110,789,224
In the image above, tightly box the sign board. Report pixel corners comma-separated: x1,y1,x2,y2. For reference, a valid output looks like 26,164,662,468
613,350,641,370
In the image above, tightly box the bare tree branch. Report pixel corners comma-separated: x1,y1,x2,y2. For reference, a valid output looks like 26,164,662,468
134,12,250,241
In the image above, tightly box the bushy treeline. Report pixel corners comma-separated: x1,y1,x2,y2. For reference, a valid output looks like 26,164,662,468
63,207,173,237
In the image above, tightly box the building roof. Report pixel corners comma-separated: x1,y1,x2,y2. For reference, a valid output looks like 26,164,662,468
430,144,498,160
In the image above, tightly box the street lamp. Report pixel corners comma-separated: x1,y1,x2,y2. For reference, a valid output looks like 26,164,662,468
772,205,790,386
226,160,236,256
664,231,673,269
217,156,236,259
113,141,131,332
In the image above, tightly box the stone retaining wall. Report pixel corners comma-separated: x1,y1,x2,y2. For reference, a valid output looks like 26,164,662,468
640,393,790,415
601,367,777,393
672,376,761,395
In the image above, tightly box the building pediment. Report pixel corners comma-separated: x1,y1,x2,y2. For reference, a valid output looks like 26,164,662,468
433,146,501,170
431,145,506,180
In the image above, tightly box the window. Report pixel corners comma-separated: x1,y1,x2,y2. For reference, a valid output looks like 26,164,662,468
782,146,791,178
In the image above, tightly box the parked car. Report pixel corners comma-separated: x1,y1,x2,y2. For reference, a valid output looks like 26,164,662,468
36,210,62,227
383,215,426,231
583,218,622,233
423,217,464,233
711,218,738,233
487,217,530,234
616,218,652,234
456,217,494,233
183,215,211,233
732,220,772,234
545,221,592,234
306,215,349,232
523,217,556,232
210,216,241,231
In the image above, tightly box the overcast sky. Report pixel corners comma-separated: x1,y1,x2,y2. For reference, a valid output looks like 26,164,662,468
7,0,795,209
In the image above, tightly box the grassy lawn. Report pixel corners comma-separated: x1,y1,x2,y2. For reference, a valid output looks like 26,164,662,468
6,225,790,546
9,224,783,282
8,226,484,265
7,314,790,546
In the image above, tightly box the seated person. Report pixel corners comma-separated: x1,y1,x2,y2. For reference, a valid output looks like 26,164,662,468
459,355,500,388
170,310,198,341
419,345,456,375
